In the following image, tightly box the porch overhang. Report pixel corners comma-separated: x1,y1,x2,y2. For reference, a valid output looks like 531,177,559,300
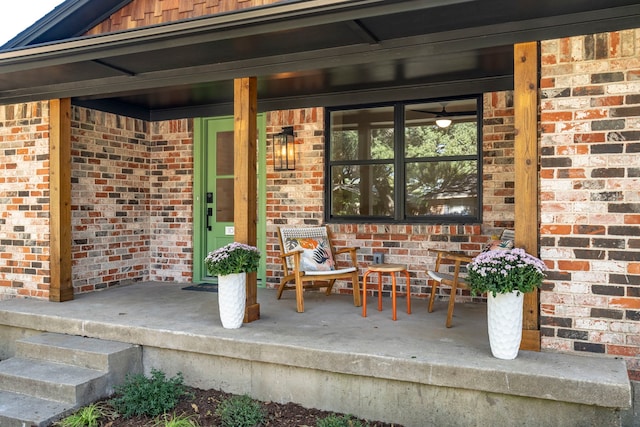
1,0,639,121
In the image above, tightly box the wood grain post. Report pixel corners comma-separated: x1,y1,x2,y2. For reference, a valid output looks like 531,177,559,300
234,77,260,322
49,98,74,302
514,42,541,351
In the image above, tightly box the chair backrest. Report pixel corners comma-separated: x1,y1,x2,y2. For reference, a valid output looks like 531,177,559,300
482,229,515,252
501,229,515,241
278,226,336,272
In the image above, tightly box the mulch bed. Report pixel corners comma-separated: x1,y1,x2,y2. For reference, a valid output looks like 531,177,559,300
91,386,404,427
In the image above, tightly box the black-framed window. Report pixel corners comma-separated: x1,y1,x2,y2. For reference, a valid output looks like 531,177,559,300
325,96,482,223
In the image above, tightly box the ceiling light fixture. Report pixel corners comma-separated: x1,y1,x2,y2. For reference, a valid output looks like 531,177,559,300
435,118,452,128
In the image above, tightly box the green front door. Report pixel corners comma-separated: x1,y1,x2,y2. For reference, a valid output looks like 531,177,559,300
193,116,266,283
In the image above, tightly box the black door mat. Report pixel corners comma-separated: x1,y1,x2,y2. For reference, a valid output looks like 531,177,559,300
182,283,218,292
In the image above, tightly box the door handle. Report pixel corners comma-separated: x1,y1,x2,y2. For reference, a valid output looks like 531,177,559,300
206,207,213,231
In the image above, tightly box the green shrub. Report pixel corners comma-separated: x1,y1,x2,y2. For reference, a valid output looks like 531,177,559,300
215,394,265,427
110,369,188,418
54,403,107,427
317,414,368,427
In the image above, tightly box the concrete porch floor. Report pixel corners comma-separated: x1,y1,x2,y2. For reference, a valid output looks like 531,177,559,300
0,282,632,426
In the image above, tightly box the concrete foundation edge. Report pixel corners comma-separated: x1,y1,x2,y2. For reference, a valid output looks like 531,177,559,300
142,347,624,427
0,324,629,427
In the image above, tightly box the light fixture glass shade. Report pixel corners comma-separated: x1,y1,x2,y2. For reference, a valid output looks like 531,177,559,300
273,126,295,171
436,118,452,128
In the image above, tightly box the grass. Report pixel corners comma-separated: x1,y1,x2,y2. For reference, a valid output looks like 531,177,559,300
152,412,200,427
54,403,109,427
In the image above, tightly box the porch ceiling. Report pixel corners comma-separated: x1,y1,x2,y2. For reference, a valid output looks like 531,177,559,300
1,0,639,121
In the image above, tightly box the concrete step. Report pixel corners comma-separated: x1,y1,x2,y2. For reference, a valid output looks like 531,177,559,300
0,333,142,427
0,390,75,427
16,332,140,372
0,357,108,404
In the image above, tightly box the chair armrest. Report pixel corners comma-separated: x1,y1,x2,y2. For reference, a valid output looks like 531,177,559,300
279,249,303,275
279,249,303,260
427,249,472,289
334,246,359,256
428,249,473,263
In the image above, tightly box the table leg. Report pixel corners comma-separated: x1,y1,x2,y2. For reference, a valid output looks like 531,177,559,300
377,271,383,311
362,270,371,317
403,270,411,315
391,272,397,321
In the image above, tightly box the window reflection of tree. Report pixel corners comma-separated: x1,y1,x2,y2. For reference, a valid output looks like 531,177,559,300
330,103,479,220
405,122,478,217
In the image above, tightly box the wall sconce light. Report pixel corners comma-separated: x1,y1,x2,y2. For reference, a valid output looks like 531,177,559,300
273,126,295,171
435,118,452,128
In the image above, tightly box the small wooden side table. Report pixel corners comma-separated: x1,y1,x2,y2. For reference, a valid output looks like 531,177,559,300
362,263,411,320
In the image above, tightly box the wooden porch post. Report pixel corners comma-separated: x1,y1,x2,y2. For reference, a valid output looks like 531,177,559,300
514,42,541,351
234,77,260,322
49,98,73,302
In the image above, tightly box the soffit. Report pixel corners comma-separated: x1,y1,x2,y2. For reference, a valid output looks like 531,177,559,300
0,0,639,120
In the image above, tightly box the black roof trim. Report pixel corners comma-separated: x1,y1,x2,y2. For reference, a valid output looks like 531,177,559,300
1,0,133,50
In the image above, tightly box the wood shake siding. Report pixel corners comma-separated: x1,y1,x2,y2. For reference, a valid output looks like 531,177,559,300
85,0,281,35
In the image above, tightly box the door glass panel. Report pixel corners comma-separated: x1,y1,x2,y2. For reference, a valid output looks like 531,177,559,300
216,178,234,222
217,131,234,175
216,131,234,222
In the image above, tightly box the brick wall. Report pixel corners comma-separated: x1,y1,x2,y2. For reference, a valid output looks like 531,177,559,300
0,104,196,299
0,102,50,299
264,99,516,300
265,108,327,285
540,29,640,379
483,91,516,229
71,107,151,293
149,119,194,282
71,110,195,291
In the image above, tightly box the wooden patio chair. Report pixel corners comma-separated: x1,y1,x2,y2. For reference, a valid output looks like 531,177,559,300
426,250,474,328
277,226,361,312
426,230,514,327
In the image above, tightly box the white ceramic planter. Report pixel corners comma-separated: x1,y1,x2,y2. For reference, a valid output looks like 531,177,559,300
217,273,246,329
487,290,523,359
